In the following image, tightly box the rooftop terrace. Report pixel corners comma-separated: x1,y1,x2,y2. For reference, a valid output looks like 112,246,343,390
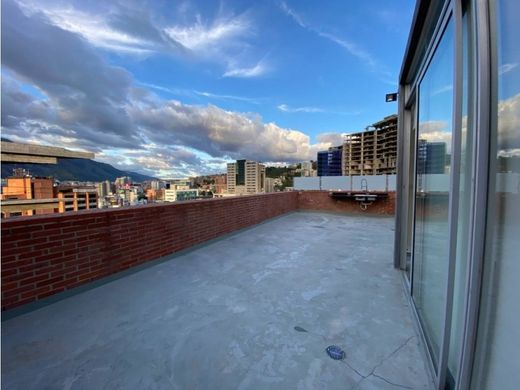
2,211,431,389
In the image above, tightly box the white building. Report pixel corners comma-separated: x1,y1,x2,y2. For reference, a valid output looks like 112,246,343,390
227,160,266,195
265,178,276,193
300,161,316,177
167,178,191,190
164,189,198,202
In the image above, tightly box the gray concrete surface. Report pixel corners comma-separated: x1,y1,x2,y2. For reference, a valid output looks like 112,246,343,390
2,212,433,389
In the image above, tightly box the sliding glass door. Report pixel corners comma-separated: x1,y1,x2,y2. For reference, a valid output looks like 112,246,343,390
412,18,454,367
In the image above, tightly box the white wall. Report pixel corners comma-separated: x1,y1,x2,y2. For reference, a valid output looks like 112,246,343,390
294,175,397,191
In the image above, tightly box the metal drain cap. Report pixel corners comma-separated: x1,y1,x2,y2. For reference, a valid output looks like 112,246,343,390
326,345,346,360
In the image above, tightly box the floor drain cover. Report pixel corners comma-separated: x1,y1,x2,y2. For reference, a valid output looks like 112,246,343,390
326,345,346,360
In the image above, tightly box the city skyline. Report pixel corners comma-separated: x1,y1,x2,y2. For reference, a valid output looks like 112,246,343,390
1,0,414,178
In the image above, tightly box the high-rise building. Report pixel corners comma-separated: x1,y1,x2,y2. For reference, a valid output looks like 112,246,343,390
227,160,266,194
317,146,343,176
342,115,398,176
96,180,111,198
150,180,163,190
417,140,447,174
317,151,328,177
114,176,131,187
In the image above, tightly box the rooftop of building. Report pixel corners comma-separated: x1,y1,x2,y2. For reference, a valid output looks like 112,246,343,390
2,210,431,389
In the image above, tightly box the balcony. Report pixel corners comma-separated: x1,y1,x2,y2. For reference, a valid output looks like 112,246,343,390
1,192,431,389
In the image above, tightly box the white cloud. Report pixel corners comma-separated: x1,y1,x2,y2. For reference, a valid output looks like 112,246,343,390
499,63,518,75
17,1,269,77
164,12,269,78
498,148,520,157
279,1,307,28
164,14,249,52
316,132,345,146
1,0,342,177
432,84,453,96
279,2,379,71
194,91,260,104
418,120,452,152
127,99,324,163
222,61,268,78
419,120,449,134
136,81,193,98
498,92,520,151
277,103,360,116
277,104,324,113
17,2,161,55
316,31,377,69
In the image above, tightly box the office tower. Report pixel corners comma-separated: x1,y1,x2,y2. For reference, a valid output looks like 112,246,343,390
317,146,343,176
227,160,266,194
417,140,447,174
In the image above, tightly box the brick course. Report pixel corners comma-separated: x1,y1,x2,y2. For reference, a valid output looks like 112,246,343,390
298,190,395,215
1,191,394,310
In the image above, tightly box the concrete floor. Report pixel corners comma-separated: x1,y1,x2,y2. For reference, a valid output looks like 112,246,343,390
2,212,433,390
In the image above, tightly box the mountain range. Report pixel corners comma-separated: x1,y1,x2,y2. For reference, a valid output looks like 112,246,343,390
1,158,156,182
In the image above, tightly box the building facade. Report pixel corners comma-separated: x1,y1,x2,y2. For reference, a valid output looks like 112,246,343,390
1,176,55,217
317,146,343,176
96,180,111,198
417,140,448,174
114,176,131,187
57,186,98,212
342,115,398,176
264,177,276,193
226,160,266,194
394,1,519,389
163,189,198,202
300,161,316,177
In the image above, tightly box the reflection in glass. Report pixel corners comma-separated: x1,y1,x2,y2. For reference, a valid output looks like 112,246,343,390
472,0,520,388
448,8,472,385
413,19,453,366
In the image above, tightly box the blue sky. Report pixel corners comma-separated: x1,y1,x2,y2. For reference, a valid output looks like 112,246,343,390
1,0,415,178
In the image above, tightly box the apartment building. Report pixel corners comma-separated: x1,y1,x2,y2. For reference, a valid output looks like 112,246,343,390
342,115,398,176
57,185,98,212
1,176,55,217
227,159,266,194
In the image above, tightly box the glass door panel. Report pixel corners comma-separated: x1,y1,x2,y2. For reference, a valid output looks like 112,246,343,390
406,100,417,281
412,19,454,367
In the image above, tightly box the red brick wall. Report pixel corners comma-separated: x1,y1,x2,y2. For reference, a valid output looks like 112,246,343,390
298,191,395,215
1,192,298,310
1,190,394,311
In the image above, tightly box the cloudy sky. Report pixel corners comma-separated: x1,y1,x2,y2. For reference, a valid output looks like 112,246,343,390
1,0,415,178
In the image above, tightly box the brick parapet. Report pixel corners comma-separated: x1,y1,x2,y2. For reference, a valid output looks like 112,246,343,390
1,191,394,310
